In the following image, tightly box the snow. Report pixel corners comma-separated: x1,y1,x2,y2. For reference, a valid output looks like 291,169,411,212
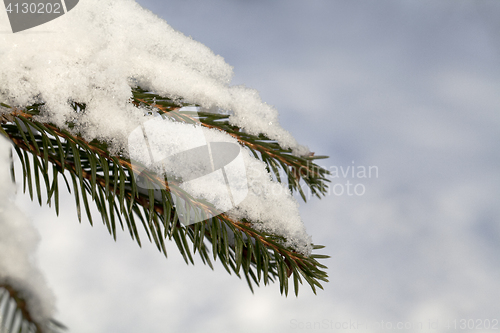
0,0,308,155
128,115,312,254
0,136,56,325
0,0,313,254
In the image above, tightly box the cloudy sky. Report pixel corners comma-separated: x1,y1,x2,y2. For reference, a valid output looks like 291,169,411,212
10,0,500,332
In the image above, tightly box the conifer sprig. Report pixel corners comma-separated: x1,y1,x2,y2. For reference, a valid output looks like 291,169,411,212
0,93,330,331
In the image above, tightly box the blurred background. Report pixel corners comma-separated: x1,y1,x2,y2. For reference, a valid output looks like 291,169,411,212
14,0,500,332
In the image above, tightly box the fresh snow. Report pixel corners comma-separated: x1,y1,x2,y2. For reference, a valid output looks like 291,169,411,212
0,0,312,259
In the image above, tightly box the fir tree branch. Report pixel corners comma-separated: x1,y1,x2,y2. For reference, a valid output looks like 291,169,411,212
1,105,329,296
0,283,42,333
0,283,65,333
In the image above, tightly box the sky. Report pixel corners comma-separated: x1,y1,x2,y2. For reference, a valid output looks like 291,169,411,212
7,0,500,332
